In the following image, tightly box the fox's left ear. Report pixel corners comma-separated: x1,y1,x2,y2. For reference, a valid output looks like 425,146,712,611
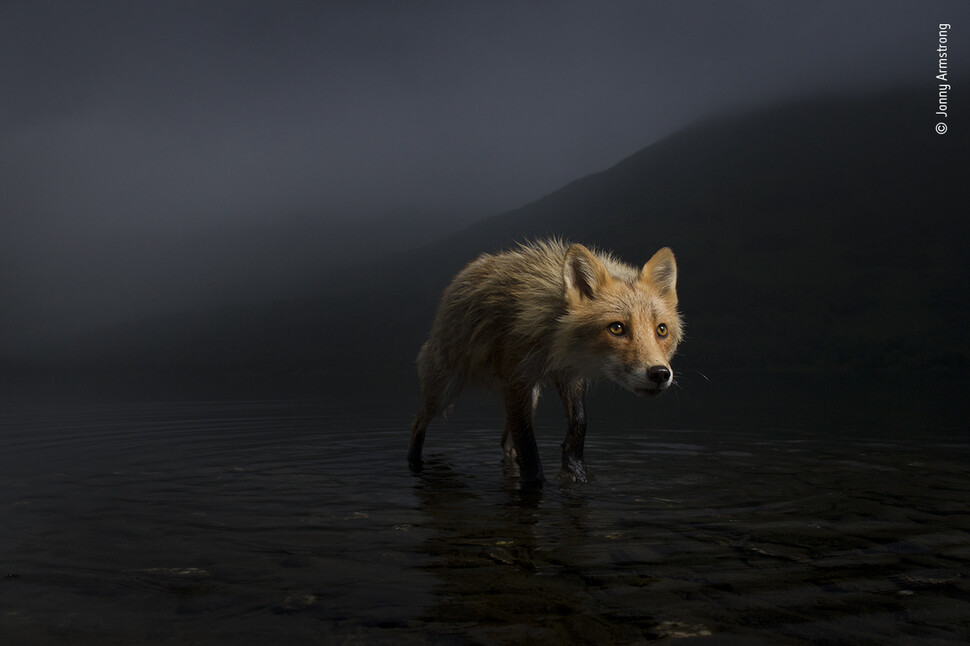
641,247,677,303
564,243,611,305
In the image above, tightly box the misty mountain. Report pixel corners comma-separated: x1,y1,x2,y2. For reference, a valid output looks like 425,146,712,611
7,86,969,409
0,201,468,351
121,205,471,316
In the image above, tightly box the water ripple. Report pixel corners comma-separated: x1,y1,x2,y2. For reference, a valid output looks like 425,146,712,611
1,399,968,644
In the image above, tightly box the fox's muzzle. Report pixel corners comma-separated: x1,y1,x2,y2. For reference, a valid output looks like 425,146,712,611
633,365,672,397
647,365,671,387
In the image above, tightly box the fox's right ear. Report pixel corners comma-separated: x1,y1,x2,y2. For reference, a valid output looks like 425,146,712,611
563,244,610,304
641,247,678,303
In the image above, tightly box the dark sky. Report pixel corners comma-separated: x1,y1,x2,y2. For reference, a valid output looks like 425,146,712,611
1,1,966,351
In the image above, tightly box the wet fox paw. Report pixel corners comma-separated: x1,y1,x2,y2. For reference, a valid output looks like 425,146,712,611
560,456,589,483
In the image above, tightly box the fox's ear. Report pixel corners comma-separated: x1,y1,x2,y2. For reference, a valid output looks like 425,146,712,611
563,244,611,304
641,247,677,303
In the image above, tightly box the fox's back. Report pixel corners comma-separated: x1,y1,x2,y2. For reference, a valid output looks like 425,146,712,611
424,239,642,383
424,240,565,380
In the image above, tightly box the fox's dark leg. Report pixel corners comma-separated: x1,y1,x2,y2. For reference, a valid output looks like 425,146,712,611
408,406,432,468
408,380,460,468
557,378,588,483
501,425,515,457
503,383,544,485
408,349,462,469
501,384,540,458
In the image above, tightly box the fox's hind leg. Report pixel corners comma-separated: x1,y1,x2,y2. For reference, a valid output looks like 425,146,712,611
408,344,461,468
503,383,544,485
408,406,432,468
500,383,540,458
409,384,460,468
557,377,589,483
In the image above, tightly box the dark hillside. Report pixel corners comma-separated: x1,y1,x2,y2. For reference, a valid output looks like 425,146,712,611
8,85,968,426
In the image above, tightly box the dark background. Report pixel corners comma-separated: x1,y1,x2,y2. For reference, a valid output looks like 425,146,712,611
2,1,967,432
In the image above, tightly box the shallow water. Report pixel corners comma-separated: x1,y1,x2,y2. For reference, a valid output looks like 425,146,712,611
1,397,968,644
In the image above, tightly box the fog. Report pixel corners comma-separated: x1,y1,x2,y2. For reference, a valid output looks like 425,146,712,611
1,1,964,352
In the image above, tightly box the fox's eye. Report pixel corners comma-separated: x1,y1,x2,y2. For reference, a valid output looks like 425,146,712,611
657,323,668,338
607,322,625,336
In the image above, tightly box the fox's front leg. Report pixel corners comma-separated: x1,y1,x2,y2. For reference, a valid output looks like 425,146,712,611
503,383,544,485
557,378,588,483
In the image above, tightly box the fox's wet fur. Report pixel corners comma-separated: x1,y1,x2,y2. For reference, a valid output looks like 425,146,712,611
408,239,682,485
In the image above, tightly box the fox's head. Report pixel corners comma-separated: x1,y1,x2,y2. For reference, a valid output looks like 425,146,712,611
558,244,683,396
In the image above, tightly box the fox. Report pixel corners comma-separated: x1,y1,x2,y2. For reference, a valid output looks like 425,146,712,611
407,238,682,485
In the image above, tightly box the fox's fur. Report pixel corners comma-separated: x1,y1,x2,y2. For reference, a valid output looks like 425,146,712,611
408,238,682,484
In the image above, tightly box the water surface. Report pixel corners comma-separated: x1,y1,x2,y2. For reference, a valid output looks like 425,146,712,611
1,396,968,644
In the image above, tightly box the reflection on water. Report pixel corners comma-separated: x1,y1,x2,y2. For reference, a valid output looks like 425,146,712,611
0,397,968,644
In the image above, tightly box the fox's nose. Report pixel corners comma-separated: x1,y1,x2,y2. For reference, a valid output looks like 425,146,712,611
647,365,671,387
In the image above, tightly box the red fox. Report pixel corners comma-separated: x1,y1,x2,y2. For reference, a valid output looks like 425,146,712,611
407,239,682,485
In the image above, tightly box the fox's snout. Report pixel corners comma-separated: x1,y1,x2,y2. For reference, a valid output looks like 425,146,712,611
647,365,671,388
631,364,672,396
